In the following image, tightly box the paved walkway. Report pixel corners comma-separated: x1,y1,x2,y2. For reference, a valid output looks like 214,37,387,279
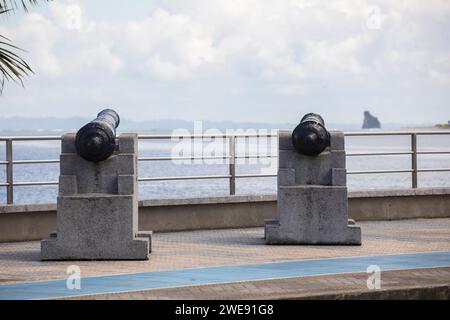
2,251,450,300
68,267,450,300
0,218,449,299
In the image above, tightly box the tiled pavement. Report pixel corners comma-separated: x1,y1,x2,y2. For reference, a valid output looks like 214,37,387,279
1,218,450,284
0,218,450,299
66,267,450,300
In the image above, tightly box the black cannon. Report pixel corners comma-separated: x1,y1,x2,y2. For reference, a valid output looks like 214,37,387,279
75,109,120,162
292,113,330,156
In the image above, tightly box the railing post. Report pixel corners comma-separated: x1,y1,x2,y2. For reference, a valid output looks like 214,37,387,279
229,135,236,195
6,139,13,204
411,133,418,189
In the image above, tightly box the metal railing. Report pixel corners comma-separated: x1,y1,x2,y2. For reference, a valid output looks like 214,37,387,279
1,136,61,204
345,131,450,188
1,130,450,205
137,133,278,197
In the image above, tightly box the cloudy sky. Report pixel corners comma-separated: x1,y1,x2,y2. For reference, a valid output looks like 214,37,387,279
0,0,449,125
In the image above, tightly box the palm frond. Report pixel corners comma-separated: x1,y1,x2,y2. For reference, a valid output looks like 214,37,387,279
0,0,50,93
0,1,49,13
0,35,33,93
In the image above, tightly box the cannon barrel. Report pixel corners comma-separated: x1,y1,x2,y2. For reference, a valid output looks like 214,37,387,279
75,109,120,162
292,113,330,156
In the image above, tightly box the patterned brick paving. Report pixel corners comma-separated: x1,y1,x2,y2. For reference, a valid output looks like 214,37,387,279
0,218,449,285
64,267,450,300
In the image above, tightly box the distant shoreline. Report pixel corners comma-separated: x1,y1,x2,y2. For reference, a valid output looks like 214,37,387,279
1,126,449,137
402,125,450,131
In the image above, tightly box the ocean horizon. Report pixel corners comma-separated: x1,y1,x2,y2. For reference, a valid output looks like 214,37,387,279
1,129,449,205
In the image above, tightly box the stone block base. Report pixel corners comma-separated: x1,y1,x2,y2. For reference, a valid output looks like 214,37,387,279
265,185,361,245
41,237,149,261
40,194,150,260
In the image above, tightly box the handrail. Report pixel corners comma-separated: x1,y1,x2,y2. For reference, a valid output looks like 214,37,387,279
2,130,450,140
344,130,450,136
1,130,449,204
0,136,62,141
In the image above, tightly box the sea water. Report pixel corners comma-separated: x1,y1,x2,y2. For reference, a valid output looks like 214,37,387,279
0,133,449,204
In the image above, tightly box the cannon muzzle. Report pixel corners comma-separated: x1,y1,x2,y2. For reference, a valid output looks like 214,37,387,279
75,109,120,162
292,113,330,156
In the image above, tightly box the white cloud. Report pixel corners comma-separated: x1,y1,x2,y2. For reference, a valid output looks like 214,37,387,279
5,12,63,76
0,0,449,124
276,84,307,95
303,37,369,76
146,54,191,81
79,43,123,74
126,8,217,80
429,70,450,86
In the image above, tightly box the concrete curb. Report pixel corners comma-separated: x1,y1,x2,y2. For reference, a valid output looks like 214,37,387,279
1,188,450,242
292,285,450,300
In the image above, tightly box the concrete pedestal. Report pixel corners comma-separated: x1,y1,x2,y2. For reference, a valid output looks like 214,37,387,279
41,133,151,260
265,131,361,245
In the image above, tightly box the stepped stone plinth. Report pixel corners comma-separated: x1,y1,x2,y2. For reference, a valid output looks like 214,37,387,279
41,133,151,260
265,130,361,245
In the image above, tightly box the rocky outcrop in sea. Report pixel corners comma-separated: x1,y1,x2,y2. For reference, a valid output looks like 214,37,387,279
362,111,381,129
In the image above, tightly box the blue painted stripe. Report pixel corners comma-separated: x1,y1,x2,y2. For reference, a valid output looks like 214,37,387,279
1,251,450,300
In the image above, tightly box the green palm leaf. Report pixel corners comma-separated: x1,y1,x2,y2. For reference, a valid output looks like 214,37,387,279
0,1,47,12
0,35,33,93
0,0,51,94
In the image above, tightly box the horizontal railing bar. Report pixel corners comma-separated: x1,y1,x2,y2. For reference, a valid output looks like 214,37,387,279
13,181,59,186
417,168,450,172
345,131,412,137
138,155,278,161
139,175,232,182
13,160,60,165
411,131,450,135
347,169,414,175
138,174,278,182
139,156,231,161
345,130,450,136
347,151,413,156
236,155,278,159
0,130,448,141
5,151,446,164
138,133,278,140
0,136,62,141
7,167,448,186
235,174,277,178
417,151,450,155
